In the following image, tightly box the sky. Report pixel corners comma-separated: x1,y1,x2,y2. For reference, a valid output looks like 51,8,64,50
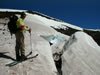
0,0,100,29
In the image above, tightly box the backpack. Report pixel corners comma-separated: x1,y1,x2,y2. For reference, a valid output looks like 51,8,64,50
8,15,18,36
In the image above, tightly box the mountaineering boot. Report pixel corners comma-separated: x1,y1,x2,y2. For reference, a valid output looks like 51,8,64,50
16,56,21,61
15,51,21,61
21,55,27,61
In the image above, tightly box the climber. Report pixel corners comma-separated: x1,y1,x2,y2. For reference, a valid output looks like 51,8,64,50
15,12,31,61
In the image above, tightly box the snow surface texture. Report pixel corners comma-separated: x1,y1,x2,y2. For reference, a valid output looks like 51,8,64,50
0,9,100,75
62,32,100,75
27,13,83,31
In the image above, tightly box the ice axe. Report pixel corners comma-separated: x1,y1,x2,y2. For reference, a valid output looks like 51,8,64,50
26,32,32,57
29,30,39,62
29,31,35,62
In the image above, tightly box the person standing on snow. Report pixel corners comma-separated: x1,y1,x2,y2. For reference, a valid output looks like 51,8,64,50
15,12,31,61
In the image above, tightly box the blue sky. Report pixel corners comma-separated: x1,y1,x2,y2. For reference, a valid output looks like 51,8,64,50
0,0,100,29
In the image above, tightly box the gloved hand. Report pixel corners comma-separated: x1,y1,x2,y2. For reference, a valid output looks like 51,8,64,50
28,28,32,33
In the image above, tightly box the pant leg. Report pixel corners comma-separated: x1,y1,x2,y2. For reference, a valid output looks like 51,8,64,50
19,32,25,57
15,32,21,60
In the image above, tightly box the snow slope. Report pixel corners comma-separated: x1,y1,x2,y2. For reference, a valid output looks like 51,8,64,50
0,13,59,75
0,9,100,75
27,12,83,31
62,32,100,75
